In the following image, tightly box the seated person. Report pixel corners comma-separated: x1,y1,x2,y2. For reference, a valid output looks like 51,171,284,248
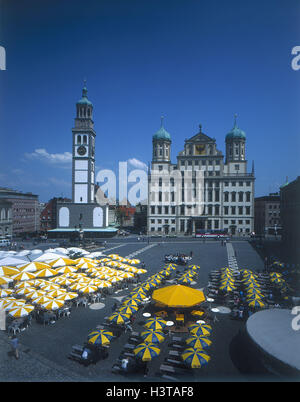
121,357,129,371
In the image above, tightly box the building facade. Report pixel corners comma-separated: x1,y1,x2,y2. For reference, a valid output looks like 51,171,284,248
0,200,13,237
280,176,300,263
148,116,255,236
0,187,40,236
40,197,71,232
254,193,281,235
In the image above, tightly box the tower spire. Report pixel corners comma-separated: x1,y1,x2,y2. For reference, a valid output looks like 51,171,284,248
234,113,238,128
160,115,164,127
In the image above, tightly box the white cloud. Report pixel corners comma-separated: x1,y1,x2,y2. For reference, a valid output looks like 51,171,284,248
127,158,148,171
25,148,72,165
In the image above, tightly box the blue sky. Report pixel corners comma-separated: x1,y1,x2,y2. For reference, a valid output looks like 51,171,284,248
1,0,300,202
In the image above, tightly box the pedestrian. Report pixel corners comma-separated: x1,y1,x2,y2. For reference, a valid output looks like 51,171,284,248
10,335,19,359
112,302,118,311
190,251,193,257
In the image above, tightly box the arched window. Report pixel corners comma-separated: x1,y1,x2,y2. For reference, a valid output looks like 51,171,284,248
83,135,87,144
0,209,5,220
77,135,81,144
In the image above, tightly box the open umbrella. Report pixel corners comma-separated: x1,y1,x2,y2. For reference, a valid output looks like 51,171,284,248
108,312,131,325
119,305,138,315
47,288,67,298
87,329,113,346
11,271,36,281
152,285,206,308
4,299,27,310
141,329,165,344
0,266,20,276
248,299,266,308
188,323,212,337
8,304,34,317
39,283,61,292
31,295,54,304
55,266,78,274
185,335,212,349
41,299,65,310
19,262,51,272
25,289,47,299
0,288,14,298
78,285,98,294
144,316,167,330
0,276,13,285
55,292,78,302
49,257,76,267
35,268,59,278
122,298,140,307
134,342,160,362
181,347,210,368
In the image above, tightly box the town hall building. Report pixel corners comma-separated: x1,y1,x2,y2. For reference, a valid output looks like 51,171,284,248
148,116,255,236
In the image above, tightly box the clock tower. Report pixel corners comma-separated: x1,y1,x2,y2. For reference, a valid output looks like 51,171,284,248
72,82,96,204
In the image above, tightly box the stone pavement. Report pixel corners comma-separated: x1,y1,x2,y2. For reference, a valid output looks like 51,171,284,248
0,332,87,382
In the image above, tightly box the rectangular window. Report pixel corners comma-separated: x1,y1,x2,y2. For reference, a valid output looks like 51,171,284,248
231,206,236,215
246,207,250,215
158,206,162,214
171,206,176,214
224,220,228,224
232,181,236,186
224,206,229,215
214,220,219,229
238,206,243,215
158,219,162,224
238,220,243,224
164,206,169,214
151,206,155,214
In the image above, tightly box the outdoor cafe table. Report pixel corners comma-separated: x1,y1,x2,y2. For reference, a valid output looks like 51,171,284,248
142,312,151,318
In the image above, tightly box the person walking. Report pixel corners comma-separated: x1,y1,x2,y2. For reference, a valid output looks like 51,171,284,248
10,335,19,359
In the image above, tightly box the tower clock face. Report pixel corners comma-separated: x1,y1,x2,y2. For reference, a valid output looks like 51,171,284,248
77,145,87,156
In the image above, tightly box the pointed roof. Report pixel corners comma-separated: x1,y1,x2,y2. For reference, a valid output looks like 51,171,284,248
226,114,246,141
77,81,93,106
153,116,171,141
186,124,215,143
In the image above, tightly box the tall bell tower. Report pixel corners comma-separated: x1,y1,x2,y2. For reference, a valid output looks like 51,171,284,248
72,82,96,204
